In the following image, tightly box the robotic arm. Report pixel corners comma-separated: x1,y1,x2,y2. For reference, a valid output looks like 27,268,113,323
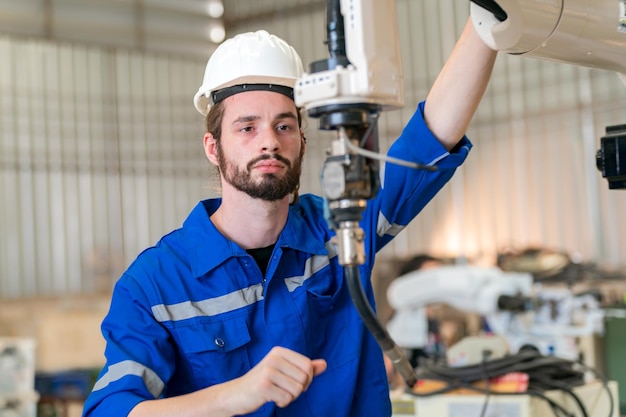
295,0,624,388
295,0,406,268
295,0,421,387
387,266,534,316
387,266,605,360
470,0,626,189
297,0,626,264
470,0,626,73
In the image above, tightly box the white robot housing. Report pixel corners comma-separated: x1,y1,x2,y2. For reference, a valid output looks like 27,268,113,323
470,0,626,74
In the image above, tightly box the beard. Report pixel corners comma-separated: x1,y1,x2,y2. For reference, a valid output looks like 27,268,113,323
216,143,303,201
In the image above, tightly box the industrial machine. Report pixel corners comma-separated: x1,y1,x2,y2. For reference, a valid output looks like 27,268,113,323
386,265,606,361
295,0,407,273
296,0,624,414
295,0,420,387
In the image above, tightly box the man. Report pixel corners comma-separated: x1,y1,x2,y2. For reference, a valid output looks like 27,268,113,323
83,17,497,417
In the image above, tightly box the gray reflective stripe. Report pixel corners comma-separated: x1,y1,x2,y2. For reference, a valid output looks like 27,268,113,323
284,240,338,292
377,212,405,237
92,360,164,398
152,283,264,322
377,152,448,237
427,152,449,166
284,254,329,292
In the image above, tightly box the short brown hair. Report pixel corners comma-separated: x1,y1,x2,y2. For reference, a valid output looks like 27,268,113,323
205,100,226,140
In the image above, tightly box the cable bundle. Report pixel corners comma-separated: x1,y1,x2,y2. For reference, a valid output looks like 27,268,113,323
418,349,584,390
408,349,614,417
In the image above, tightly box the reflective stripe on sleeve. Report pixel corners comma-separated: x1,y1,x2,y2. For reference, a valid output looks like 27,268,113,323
92,360,164,398
376,212,405,237
427,152,449,166
152,283,264,322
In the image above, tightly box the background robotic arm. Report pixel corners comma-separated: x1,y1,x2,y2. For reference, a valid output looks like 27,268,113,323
387,266,534,317
387,266,606,361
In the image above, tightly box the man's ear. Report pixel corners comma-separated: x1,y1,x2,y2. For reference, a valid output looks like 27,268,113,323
204,132,219,166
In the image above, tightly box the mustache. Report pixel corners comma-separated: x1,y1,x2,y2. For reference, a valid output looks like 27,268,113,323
247,153,292,171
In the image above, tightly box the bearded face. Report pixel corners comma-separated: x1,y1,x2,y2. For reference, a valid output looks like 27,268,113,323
215,140,304,201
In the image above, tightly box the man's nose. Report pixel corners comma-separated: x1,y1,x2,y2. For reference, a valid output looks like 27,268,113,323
259,128,281,152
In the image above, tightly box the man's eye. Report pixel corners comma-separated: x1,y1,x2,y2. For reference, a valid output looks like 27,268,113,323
277,124,291,131
240,126,254,132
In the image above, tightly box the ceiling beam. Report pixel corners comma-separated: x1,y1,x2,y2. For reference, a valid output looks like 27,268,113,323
224,1,325,28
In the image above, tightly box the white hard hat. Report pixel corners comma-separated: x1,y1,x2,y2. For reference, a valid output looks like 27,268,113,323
193,30,304,116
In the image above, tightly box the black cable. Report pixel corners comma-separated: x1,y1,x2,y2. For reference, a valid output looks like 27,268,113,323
409,380,575,417
576,360,615,417
343,266,418,387
407,350,613,417
478,350,492,417
419,351,585,387
542,378,589,417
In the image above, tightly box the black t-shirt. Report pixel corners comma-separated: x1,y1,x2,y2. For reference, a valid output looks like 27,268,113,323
246,244,275,277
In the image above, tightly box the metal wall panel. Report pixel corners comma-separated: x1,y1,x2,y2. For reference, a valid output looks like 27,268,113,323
0,36,210,298
1,0,625,299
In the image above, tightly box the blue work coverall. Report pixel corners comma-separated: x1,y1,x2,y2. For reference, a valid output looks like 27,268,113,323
82,101,471,417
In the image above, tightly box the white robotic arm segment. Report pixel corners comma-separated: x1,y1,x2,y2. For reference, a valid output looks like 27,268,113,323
295,0,405,111
470,0,626,74
340,0,405,108
470,0,561,53
387,265,534,316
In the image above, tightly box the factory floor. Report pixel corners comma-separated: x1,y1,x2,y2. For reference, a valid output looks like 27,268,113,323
1,295,109,417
